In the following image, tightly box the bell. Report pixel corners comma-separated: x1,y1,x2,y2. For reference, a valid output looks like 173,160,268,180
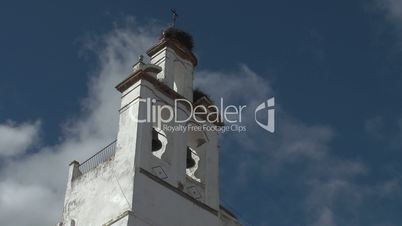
152,129,162,152
186,147,196,169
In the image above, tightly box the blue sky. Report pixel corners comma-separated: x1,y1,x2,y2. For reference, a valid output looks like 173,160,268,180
1,0,402,225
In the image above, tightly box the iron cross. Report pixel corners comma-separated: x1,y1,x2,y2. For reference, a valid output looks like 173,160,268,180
171,9,178,27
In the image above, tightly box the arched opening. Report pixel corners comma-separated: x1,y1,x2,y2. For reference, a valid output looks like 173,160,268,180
186,146,201,182
185,124,208,183
151,127,168,159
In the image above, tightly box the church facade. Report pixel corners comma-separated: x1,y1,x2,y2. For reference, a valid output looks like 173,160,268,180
56,27,242,226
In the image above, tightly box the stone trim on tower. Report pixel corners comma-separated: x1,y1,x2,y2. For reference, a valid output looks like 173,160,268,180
146,38,198,66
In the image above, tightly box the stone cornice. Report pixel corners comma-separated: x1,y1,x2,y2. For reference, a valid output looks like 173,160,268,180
139,168,219,216
115,69,223,127
146,38,198,66
115,68,186,101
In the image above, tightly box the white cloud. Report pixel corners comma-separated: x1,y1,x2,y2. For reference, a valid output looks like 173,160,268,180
276,120,334,160
0,18,158,226
195,61,369,226
196,64,273,105
0,180,61,226
312,207,336,226
379,0,402,23
376,0,402,46
0,120,40,157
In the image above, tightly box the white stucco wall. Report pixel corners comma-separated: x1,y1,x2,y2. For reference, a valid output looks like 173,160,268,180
62,160,132,226
149,46,194,101
59,61,242,226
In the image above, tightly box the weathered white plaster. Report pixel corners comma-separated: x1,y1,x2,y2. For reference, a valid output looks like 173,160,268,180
149,47,194,101
58,39,242,226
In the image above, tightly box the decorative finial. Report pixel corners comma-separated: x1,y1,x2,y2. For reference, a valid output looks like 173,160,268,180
171,9,178,27
132,55,145,71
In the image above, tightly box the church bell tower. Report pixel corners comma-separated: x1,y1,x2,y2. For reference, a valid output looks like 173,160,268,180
57,26,242,226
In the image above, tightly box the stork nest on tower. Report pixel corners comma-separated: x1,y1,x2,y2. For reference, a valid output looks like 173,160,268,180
162,27,194,51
